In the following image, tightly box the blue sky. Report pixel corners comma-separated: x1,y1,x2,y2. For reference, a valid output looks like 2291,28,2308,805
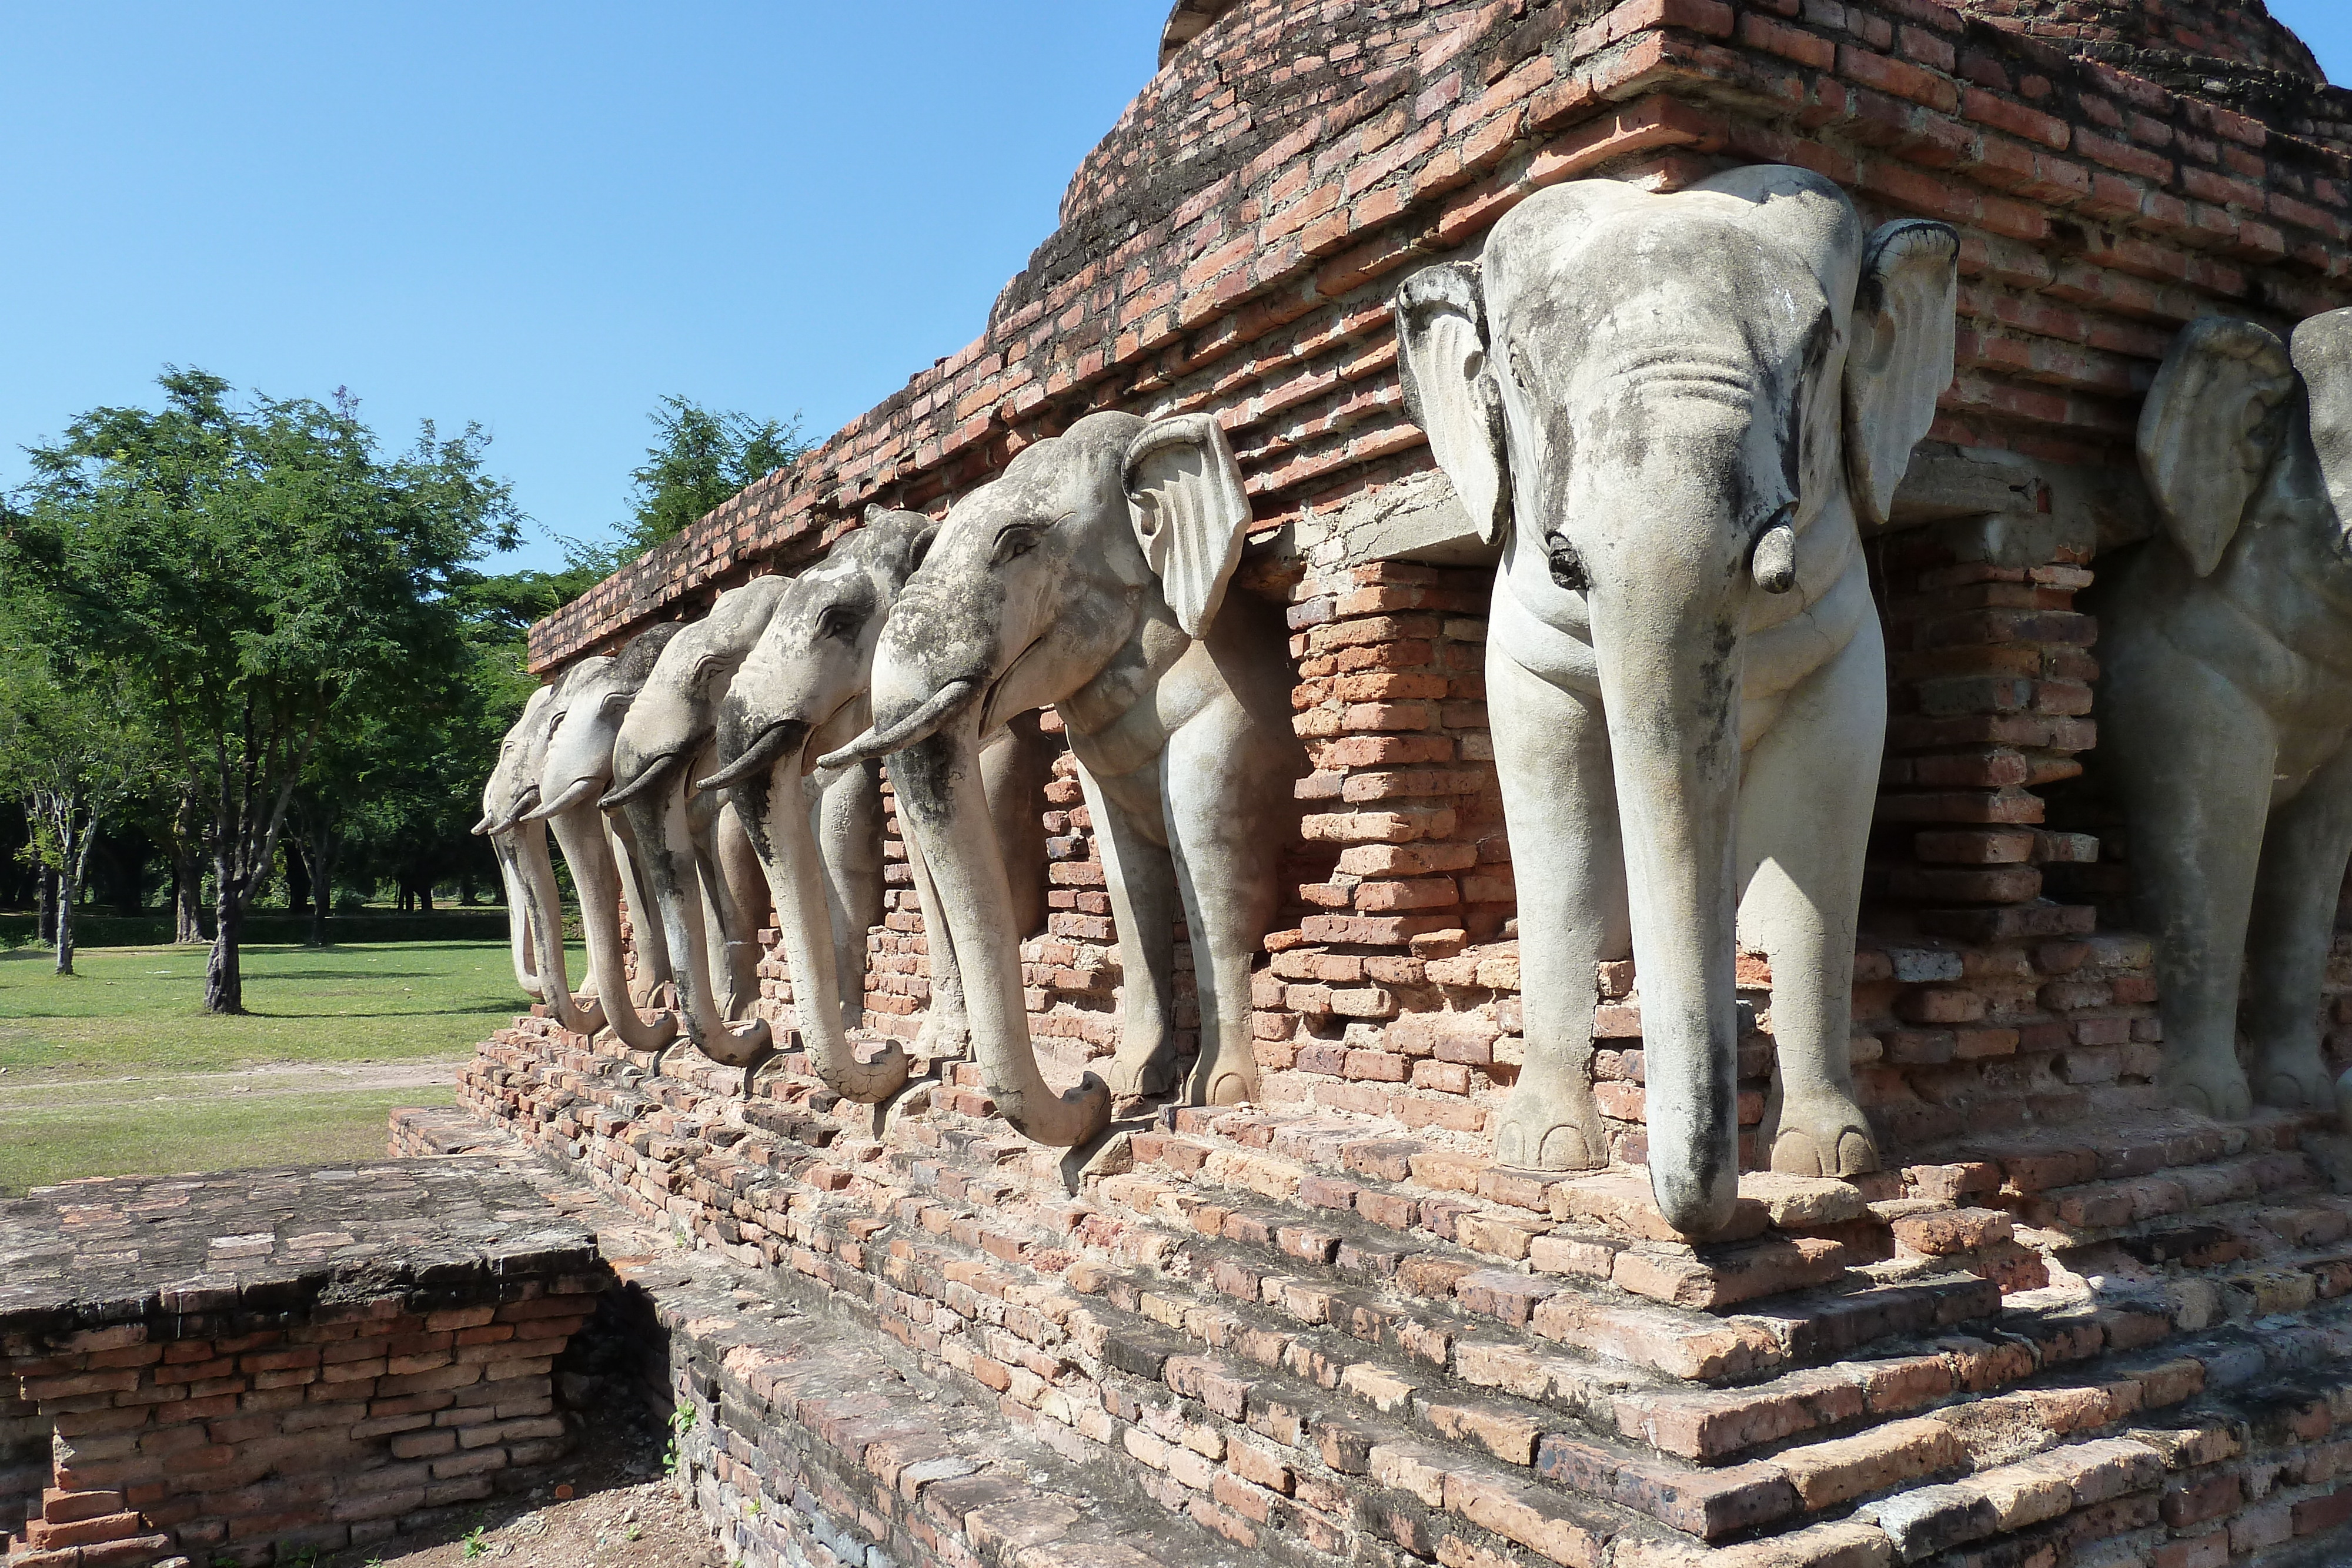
4,2,2347,576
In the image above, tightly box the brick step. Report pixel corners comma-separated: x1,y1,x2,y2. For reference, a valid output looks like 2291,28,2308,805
423,1086,2352,1568
2046,1192,2352,1281
2007,1151,2323,1242
817,1128,2132,1548
1906,1107,2323,1198
445,1022,2352,1568
1096,1099,1890,1301
530,1167,1258,1568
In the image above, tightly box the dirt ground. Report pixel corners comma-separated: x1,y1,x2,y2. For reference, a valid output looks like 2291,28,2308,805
322,1398,729,1568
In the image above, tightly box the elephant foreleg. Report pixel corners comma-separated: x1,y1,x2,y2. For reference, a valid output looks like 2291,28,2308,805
981,711,1062,942
554,804,677,1055
1736,613,1885,1178
1074,758,1181,1102
1488,647,1623,1172
906,823,973,1063
2104,625,2275,1119
607,813,674,1005
2243,737,2352,1109
816,758,887,1038
1164,698,1297,1106
711,797,771,1021
513,817,604,1036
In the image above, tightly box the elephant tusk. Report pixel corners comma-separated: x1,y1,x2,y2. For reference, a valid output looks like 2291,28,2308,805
598,753,682,809
517,775,600,822
816,677,980,773
470,814,493,837
695,719,809,793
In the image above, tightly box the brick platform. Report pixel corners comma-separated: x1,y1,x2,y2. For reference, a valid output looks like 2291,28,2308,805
0,1161,606,1568
406,1025,2352,1566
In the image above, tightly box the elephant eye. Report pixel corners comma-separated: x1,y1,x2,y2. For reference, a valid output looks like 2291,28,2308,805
818,607,863,641
993,524,1043,563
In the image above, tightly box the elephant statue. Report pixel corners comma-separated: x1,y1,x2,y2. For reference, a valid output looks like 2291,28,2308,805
490,659,608,1035
475,686,554,1002
1395,165,1958,1235
694,509,1061,1104
821,411,1304,1149
600,576,792,1086
2094,307,2352,1122
516,623,683,1055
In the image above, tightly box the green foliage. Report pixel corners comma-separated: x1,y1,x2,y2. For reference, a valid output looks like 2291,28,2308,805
664,1401,697,1478
610,394,805,558
3,367,519,1007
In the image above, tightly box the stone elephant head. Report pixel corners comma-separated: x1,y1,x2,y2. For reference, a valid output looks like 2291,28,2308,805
1397,165,1956,1234
516,623,682,1054
693,509,936,1104
600,575,791,1081
824,410,1301,1150
475,684,554,1001
490,660,609,1035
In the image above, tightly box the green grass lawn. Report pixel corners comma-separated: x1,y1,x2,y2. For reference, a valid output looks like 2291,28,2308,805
0,938,568,1195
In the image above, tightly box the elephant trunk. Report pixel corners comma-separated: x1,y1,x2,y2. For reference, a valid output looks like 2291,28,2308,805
735,755,908,1102
512,817,606,1035
548,803,677,1054
618,771,772,1069
492,836,544,999
1593,589,1745,1237
891,717,1109,1146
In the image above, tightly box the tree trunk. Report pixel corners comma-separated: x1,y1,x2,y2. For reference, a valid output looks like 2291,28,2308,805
54,868,77,977
419,882,434,914
172,850,205,942
286,842,312,915
172,784,206,943
37,870,57,945
205,857,243,1015
306,827,334,949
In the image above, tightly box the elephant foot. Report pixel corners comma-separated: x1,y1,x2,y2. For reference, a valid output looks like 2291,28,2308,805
2163,1054,2253,1121
1493,1079,1608,1172
1187,1053,1255,1108
1108,1043,1180,1102
913,1011,973,1064
1768,1085,1880,1178
2251,1045,2333,1111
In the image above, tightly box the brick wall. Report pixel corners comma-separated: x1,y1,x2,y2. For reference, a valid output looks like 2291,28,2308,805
523,0,2352,674
0,1164,604,1568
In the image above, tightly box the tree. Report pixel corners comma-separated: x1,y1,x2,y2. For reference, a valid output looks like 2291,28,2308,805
5,369,519,1011
609,395,804,556
0,641,159,974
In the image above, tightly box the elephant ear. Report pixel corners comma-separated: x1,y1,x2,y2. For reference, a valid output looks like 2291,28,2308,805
1123,413,1253,639
1842,220,1960,528
2289,308,2352,535
1395,260,1511,546
2138,316,2296,576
